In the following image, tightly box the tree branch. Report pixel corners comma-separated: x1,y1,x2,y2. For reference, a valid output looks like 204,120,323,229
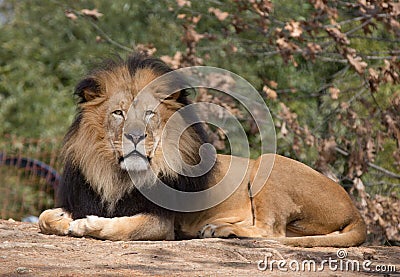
85,19,134,52
335,147,400,179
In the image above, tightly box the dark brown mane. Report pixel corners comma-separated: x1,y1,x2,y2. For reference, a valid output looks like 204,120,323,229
74,54,173,104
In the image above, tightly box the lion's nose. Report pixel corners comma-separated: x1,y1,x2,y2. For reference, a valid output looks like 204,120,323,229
124,132,147,146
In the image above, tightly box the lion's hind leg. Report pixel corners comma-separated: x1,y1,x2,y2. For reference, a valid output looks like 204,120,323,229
199,220,271,239
38,208,73,235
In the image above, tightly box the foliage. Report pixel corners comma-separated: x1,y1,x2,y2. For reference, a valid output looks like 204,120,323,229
160,0,400,189
0,0,183,137
0,136,59,220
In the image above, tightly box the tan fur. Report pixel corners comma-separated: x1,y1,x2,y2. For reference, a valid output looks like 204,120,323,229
38,208,72,236
177,154,366,247
39,60,366,247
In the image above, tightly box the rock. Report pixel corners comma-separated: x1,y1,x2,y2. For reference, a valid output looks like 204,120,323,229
0,220,399,276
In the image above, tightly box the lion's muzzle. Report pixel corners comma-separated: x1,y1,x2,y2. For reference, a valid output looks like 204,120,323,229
124,132,147,146
121,129,151,172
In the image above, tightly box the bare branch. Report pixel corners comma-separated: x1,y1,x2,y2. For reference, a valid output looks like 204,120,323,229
345,18,373,36
361,55,400,60
324,13,390,29
347,35,400,43
315,55,347,63
335,147,400,179
85,19,134,52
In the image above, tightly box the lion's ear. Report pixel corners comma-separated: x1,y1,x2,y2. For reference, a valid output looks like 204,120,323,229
164,91,181,101
74,78,102,103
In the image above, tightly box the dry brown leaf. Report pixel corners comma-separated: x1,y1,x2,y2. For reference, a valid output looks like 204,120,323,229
230,45,238,53
284,20,303,38
306,42,322,55
368,68,379,80
368,68,380,92
263,85,277,99
340,102,350,109
276,38,300,53
303,126,315,146
280,121,288,137
346,54,368,74
389,2,400,16
366,138,376,162
326,27,350,45
329,86,340,99
208,7,229,21
80,9,103,20
311,0,326,10
269,80,278,88
192,15,202,24
250,0,273,17
65,11,78,21
160,52,183,69
135,44,157,56
176,0,191,7
183,25,205,44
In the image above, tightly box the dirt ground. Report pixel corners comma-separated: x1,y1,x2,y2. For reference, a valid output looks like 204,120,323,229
0,219,399,276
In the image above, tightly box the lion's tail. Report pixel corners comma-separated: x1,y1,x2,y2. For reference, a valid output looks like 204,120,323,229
275,218,367,248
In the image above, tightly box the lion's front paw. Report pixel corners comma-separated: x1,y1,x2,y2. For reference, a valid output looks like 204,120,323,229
68,216,106,237
38,208,73,236
199,224,235,238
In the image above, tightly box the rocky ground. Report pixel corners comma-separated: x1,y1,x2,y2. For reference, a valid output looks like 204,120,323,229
0,219,399,276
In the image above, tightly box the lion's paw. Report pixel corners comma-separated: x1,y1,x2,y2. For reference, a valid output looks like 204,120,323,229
68,216,106,237
199,224,235,238
38,208,73,236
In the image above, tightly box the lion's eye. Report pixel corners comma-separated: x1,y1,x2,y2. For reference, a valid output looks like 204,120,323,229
112,110,124,117
144,110,155,122
145,110,155,117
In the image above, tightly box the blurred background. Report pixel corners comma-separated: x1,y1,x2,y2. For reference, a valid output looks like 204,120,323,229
0,0,399,245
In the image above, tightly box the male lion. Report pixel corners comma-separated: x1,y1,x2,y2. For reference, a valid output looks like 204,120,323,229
39,54,366,247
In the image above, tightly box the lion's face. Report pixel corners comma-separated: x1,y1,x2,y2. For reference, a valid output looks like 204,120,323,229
107,90,164,173
64,56,206,204
119,93,159,171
